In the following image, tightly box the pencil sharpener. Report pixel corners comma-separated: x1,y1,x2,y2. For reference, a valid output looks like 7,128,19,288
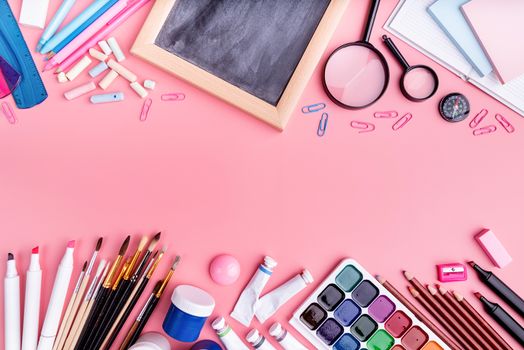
436,263,467,282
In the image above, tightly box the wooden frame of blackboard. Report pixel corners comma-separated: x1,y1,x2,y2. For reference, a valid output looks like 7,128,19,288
131,0,349,130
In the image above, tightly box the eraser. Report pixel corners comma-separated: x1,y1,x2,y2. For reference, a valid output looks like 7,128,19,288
57,72,68,83
89,61,109,78
90,92,124,104
98,69,119,90
19,0,49,29
107,59,136,82
143,79,156,90
475,229,512,268
98,40,112,55
89,48,108,61
107,37,125,62
130,82,148,98
64,82,96,100
65,56,92,81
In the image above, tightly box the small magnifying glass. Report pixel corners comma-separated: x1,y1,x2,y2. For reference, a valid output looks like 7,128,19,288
382,35,438,102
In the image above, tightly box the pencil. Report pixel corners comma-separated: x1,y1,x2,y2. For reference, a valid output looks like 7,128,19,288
375,275,463,350
453,291,513,350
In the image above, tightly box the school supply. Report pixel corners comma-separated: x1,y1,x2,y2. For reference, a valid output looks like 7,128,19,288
128,332,170,350
19,0,49,28
143,80,156,90
350,120,375,133
439,93,470,122
427,0,492,77
290,259,450,349
130,82,148,98
66,56,92,81
436,263,467,283
36,0,76,51
89,48,108,61
1,101,16,123
99,70,119,90
475,229,512,268
0,56,21,98
91,92,124,104
385,0,524,118
64,81,96,100
374,111,398,118
302,103,326,114
4,253,21,350
246,329,277,350
209,254,241,286
475,293,524,346
317,113,328,137
140,98,152,122
392,113,413,131
212,317,250,350
107,59,136,81
161,93,185,101
269,323,308,350
469,109,488,129
469,262,524,317
89,61,109,78
22,247,42,350
107,37,125,61
57,72,68,83
0,0,48,108
473,125,497,136
98,40,112,55
496,114,515,134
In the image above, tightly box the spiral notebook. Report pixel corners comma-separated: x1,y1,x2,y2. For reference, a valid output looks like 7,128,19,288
384,0,524,117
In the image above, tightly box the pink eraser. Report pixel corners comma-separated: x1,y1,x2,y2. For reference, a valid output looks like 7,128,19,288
475,229,512,268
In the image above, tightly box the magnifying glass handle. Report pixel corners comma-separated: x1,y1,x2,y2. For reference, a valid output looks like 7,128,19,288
362,0,381,42
382,35,410,70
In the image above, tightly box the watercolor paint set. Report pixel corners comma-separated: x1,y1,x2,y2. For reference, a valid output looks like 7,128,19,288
290,259,450,350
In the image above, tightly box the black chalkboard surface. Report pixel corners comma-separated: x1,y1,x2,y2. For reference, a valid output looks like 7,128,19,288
155,0,331,106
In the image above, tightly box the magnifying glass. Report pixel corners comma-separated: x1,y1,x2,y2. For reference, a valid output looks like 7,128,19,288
0,56,21,99
382,35,438,101
323,0,389,109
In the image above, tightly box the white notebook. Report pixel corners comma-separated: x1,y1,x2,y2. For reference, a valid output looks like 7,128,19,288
384,0,524,117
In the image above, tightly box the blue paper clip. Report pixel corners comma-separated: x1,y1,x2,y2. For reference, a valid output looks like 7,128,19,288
302,102,326,114
317,112,328,137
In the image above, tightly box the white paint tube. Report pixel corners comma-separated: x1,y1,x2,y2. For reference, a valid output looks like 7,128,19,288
246,329,277,350
269,322,308,350
212,317,249,350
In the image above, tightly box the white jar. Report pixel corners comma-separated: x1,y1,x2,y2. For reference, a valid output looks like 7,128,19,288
128,332,171,350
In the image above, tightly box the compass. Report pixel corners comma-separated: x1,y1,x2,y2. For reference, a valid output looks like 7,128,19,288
439,93,470,122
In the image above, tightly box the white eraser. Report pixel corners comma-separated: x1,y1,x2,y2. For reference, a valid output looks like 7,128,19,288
143,79,156,90
107,37,125,62
19,0,49,28
130,82,148,98
98,40,112,55
89,48,108,61
89,61,109,78
98,69,119,90
107,59,136,82
65,56,92,81
90,92,124,104
64,82,96,100
475,229,512,268
57,72,68,83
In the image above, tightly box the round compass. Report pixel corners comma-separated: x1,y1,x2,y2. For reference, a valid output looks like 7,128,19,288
439,93,470,122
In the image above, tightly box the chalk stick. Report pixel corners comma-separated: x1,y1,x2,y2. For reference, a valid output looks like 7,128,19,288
107,59,136,82
64,82,96,100
19,0,49,28
143,79,156,90
130,82,148,98
57,72,68,83
90,92,124,104
98,40,112,55
475,229,512,268
98,69,119,90
107,37,125,62
89,61,109,78
89,48,108,61
65,56,92,81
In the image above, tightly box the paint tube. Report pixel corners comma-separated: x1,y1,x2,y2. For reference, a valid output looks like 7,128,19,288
212,317,249,350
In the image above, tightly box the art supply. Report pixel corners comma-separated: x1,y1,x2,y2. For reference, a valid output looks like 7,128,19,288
98,40,112,55
255,269,313,323
36,0,76,51
130,82,148,98
212,317,249,350
19,0,49,28
209,255,241,286
382,35,438,101
392,113,413,131
302,103,326,114
469,109,488,129
99,70,119,90
246,329,277,350
128,332,170,350
290,259,450,349
473,125,497,136
90,92,124,104
22,247,42,350
269,323,308,350
317,112,328,137
350,120,375,133
143,79,156,90
0,0,48,108
89,61,109,78
107,59,137,82
436,263,467,282
0,56,21,98
231,256,277,326
2,102,16,124
162,284,215,343
469,261,524,317
475,229,512,268
4,253,21,350
37,240,75,350
89,48,108,61
323,0,388,109
161,93,185,101
190,340,222,350
64,81,97,100
439,93,470,122
107,37,125,61
57,72,68,83
140,98,152,121
66,56,92,81
495,114,515,134
374,111,398,118
475,292,524,346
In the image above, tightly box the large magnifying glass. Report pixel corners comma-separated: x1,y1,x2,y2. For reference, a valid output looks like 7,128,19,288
0,56,21,99
323,0,389,109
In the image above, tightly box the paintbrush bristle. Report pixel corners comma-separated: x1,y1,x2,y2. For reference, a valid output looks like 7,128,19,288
82,261,88,271
96,237,103,251
138,236,149,251
171,255,181,270
161,245,167,254
119,235,131,255
147,232,161,251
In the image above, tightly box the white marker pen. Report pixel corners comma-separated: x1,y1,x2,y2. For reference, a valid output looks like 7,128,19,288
37,240,75,350
5,253,21,350
246,329,277,350
269,322,308,350
22,247,42,350
212,317,249,350
231,256,277,326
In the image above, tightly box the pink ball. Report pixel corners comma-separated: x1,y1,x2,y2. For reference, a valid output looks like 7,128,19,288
209,254,241,285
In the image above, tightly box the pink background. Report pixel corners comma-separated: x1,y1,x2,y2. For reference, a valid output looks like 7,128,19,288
1,0,523,349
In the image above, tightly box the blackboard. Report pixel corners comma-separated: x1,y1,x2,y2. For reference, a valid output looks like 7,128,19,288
154,0,331,106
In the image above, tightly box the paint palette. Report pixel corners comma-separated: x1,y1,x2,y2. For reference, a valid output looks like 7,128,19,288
290,259,450,350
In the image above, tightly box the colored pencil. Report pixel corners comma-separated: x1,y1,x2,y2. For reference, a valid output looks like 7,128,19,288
376,275,463,350
453,291,513,350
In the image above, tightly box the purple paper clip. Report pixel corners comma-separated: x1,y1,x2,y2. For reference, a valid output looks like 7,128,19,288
473,125,497,136
140,98,152,121
350,120,375,133
495,113,515,133
161,93,186,101
469,109,488,129
1,102,16,124
302,102,326,114
317,112,328,137
392,113,412,131
374,111,398,118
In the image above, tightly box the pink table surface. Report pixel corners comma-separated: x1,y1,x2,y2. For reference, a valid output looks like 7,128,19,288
1,0,523,349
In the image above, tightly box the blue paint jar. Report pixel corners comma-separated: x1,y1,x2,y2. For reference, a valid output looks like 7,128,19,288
162,285,215,342
190,340,222,350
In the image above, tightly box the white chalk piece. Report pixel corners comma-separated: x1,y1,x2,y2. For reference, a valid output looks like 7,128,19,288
89,48,108,61
107,59,136,82
107,37,125,62
143,79,156,90
98,40,112,55
19,0,49,28
90,92,124,104
57,72,68,83
89,61,109,78
65,56,92,81
98,70,119,90
64,82,96,100
130,82,148,98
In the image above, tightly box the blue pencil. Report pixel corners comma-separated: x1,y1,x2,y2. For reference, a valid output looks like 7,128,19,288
37,0,77,52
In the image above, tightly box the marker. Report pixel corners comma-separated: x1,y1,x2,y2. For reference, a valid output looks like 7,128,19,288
37,240,75,350
22,247,42,350
37,0,77,51
4,253,21,350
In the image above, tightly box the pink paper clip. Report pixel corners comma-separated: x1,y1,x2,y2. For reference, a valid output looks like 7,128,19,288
495,113,515,133
350,120,375,133
469,109,488,129
392,113,412,131
473,125,497,136
1,102,16,124
374,111,398,118
317,112,328,137
140,98,152,121
302,102,326,114
161,93,186,101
